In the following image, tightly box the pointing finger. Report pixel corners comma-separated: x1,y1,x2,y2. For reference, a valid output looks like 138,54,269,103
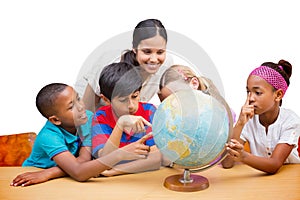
244,92,250,106
138,133,153,144
141,117,152,127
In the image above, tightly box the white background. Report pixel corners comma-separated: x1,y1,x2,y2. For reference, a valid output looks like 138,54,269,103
1,0,299,135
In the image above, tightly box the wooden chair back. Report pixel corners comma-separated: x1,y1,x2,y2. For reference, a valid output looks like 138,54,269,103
244,141,251,153
0,132,36,166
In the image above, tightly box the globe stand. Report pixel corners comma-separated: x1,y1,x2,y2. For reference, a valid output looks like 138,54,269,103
163,169,209,192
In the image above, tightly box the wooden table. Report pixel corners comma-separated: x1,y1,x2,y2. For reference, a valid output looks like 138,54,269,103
1,164,299,200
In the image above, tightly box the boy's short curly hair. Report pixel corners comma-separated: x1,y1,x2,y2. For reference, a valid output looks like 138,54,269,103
36,83,68,118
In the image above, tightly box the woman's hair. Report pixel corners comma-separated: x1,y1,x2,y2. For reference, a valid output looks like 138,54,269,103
160,65,205,91
36,83,68,118
121,19,167,66
99,62,142,101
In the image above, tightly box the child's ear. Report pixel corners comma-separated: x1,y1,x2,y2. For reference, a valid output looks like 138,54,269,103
49,115,62,126
275,89,284,102
100,94,111,106
132,48,137,54
189,77,200,90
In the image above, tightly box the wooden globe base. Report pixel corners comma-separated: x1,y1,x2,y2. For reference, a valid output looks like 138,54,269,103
164,174,209,192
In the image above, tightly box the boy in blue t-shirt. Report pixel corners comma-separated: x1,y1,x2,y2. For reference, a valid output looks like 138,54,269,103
11,83,151,187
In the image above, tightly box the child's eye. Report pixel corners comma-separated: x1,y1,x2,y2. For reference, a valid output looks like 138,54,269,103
119,98,128,103
132,91,140,99
69,104,74,110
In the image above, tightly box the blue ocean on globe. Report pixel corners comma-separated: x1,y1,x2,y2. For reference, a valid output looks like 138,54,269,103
152,90,230,169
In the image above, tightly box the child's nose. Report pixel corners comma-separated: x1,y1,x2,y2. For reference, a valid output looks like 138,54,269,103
128,100,134,109
249,93,255,102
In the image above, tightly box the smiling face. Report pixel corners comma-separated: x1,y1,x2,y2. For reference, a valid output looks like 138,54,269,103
52,86,88,133
134,34,166,75
246,75,280,115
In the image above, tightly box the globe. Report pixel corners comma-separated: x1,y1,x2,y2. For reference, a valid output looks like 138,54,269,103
152,89,232,192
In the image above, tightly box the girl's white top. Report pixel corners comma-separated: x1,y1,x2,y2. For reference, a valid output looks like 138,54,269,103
240,107,300,163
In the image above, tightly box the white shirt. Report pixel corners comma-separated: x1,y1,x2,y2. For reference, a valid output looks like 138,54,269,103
240,107,300,163
75,53,173,101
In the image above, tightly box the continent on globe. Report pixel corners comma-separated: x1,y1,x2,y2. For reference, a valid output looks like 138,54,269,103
167,139,191,159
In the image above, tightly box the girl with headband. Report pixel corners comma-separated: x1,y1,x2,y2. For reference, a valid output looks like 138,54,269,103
222,60,300,174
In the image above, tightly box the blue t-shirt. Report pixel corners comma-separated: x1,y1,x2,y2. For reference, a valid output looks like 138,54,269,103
22,110,93,168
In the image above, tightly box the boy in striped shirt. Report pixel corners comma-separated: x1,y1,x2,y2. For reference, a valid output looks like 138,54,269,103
92,62,162,176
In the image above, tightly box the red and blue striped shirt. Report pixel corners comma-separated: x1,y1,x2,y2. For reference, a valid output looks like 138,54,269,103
92,102,156,158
